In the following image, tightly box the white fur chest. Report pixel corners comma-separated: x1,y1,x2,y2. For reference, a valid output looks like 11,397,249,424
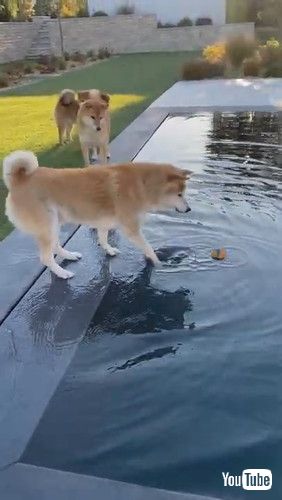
79,117,103,146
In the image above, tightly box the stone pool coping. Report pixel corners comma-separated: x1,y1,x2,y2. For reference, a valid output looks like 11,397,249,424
1,78,282,499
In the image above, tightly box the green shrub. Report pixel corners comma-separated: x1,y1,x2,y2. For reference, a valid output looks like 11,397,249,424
0,3,13,21
225,36,256,69
86,49,98,61
23,62,35,74
243,57,261,76
255,27,280,44
177,17,193,27
98,47,111,59
93,10,108,16
38,54,52,66
57,57,67,70
64,51,71,61
264,62,282,77
259,39,282,66
157,22,176,28
6,61,25,75
265,37,280,49
71,51,87,63
116,4,135,15
181,58,225,80
37,55,58,73
195,17,213,25
0,73,10,88
86,49,95,58
77,7,89,17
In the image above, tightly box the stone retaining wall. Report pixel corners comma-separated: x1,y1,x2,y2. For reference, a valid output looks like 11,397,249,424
0,21,39,63
0,15,255,62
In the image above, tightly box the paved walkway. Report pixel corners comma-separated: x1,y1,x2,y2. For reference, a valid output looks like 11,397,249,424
151,78,282,110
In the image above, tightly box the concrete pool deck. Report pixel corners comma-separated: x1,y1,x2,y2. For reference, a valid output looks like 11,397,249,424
151,78,282,111
0,78,281,499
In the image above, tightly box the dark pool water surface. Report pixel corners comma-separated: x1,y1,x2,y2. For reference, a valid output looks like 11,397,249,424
23,113,282,499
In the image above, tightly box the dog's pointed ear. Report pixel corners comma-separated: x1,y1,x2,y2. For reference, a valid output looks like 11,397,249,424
78,91,89,102
167,169,192,183
181,169,193,179
100,92,110,105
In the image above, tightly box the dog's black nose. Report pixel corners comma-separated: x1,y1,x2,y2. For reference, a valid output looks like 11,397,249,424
96,126,101,131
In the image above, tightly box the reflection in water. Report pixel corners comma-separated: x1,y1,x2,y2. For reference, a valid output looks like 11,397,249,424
110,345,179,372
88,262,192,337
212,111,282,145
208,112,282,176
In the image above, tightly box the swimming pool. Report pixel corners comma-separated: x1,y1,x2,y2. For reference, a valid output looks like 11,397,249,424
22,113,282,499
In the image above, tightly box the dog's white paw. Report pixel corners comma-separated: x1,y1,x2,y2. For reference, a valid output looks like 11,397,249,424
67,251,82,261
106,246,120,257
55,268,75,279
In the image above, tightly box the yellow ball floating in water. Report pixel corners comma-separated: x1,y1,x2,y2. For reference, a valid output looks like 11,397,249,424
211,248,227,260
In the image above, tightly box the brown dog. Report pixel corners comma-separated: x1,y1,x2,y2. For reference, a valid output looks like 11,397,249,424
3,151,191,279
54,89,80,145
77,90,111,165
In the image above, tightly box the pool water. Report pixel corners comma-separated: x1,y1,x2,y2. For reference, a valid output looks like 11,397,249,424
23,113,282,499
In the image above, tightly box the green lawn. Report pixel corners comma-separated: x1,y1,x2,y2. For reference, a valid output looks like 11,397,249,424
0,52,194,240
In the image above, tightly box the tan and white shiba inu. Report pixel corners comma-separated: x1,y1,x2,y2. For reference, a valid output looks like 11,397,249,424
54,89,80,145
77,90,111,165
3,150,191,279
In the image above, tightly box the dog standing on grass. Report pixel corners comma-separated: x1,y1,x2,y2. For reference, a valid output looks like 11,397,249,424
54,89,80,145
3,150,191,279
77,90,111,165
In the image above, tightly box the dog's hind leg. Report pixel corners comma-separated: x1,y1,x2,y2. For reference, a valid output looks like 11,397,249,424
65,123,73,143
121,220,160,265
58,125,65,145
36,211,75,278
97,228,120,256
37,233,74,279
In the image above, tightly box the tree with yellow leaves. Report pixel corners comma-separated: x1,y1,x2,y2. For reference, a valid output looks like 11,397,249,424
18,0,34,20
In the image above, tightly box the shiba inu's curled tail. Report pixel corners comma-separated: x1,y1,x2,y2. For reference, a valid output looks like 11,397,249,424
3,150,38,189
59,88,76,105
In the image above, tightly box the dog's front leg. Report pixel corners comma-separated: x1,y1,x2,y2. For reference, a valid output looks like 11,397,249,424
91,147,98,162
80,143,90,166
122,223,160,265
98,145,107,164
97,228,120,256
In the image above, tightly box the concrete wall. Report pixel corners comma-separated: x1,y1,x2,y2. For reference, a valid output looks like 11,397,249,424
87,0,226,25
0,16,254,63
0,21,39,63
49,16,254,55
